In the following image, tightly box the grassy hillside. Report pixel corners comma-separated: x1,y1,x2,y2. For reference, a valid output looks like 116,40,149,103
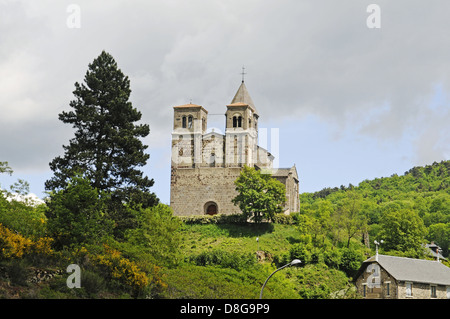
161,221,359,299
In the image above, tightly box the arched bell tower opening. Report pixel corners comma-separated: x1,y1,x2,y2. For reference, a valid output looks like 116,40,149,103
204,201,218,215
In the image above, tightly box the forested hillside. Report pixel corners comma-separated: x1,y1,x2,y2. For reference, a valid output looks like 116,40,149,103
300,160,450,257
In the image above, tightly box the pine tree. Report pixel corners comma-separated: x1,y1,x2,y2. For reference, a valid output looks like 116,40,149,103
45,51,158,211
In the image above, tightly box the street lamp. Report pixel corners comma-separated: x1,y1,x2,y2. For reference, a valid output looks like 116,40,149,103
259,259,301,299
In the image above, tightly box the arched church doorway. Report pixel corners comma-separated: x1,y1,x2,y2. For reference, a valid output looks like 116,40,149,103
205,202,218,215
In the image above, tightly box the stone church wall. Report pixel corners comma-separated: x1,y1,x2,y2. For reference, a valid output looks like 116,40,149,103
170,167,243,216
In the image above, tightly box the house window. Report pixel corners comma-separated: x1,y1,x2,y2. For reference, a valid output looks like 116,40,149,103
182,116,187,128
385,282,390,297
447,286,450,299
431,285,437,298
363,284,367,298
406,282,413,297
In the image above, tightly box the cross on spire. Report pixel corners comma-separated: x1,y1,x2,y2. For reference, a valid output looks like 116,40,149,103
240,66,247,83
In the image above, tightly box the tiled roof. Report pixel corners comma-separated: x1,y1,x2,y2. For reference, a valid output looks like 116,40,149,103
173,103,208,113
228,82,257,113
363,254,450,285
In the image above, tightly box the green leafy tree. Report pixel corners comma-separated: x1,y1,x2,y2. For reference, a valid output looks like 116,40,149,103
232,166,286,223
46,175,114,248
332,192,368,248
379,209,427,255
125,204,182,266
45,51,158,210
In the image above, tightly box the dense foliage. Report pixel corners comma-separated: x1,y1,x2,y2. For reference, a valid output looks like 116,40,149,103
301,160,450,258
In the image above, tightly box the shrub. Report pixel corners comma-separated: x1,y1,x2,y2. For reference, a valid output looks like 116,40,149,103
179,214,247,225
291,264,351,299
45,175,114,248
0,223,33,259
188,249,256,270
340,248,364,278
0,223,53,260
0,196,47,238
272,212,301,225
323,248,342,269
4,259,30,286
289,243,312,264
71,244,166,296
125,204,182,266
90,245,149,291
80,270,106,296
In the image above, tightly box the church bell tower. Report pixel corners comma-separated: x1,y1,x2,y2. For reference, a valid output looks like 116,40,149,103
224,79,259,167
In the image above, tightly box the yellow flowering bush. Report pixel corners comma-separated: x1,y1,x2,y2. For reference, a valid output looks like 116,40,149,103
0,223,33,258
67,244,166,295
90,245,150,291
0,223,53,259
32,236,54,256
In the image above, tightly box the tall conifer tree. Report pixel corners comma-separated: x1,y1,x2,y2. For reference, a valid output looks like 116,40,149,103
46,51,158,210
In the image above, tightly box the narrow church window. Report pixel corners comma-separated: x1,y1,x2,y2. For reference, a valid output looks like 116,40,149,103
182,116,187,128
234,135,238,164
210,152,215,167
232,115,242,128
188,115,193,129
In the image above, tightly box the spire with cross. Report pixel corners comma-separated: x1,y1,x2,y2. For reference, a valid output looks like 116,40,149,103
240,66,247,83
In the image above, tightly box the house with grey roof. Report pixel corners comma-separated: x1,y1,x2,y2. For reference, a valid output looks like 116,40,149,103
354,254,450,299
425,242,447,261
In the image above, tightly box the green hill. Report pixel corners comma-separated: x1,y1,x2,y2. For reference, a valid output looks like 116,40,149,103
1,160,449,299
301,160,450,257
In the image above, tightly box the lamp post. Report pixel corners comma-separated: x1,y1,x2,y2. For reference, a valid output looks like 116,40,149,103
259,259,301,299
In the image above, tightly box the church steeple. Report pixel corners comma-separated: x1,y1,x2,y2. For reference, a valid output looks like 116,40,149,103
229,80,257,114
224,80,259,167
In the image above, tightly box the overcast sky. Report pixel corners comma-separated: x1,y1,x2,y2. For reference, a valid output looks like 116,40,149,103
1,0,449,204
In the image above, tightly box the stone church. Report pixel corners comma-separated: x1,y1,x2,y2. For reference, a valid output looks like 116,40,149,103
170,80,299,216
